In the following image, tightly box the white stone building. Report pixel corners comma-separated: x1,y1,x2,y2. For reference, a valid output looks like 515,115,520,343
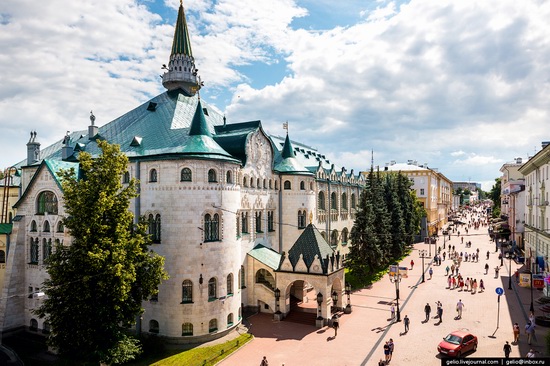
0,2,361,343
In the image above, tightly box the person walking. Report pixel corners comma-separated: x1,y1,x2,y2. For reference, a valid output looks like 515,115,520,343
410,260,414,270
485,263,489,275
503,341,512,359
452,276,456,289
513,322,520,343
424,303,431,321
472,279,477,294
388,338,394,362
527,349,536,358
429,267,433,280
260,356,269,366
332,315,339,337
437,302,443,323
495,266,500,278
404,315,410,332
390,304,395,321
479,279,485,292
456,299,464,319
525,321,536,345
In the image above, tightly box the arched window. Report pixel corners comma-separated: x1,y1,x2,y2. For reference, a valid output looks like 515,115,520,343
149,169,158,183
318,192,326,210
42,322,51,334
250,177,254,188
208,278,217,300
331,229,338,246
298,210,306,229
300,181,305,190
227,274,233,295
240,265,246,289
154,214,161,243
255,211,262,233
243,176,248,187
268,211,274,232
43,221,50,232
342,193,348,210
149,320,159,334
204,213,219,241
331,192,337,210
226,170,232,184
182,323,193,336
241,212,249,234
275,180,279,190
284,180,291,190
43,239,52,262
208,169,217,183
255,269,275,290
181,168,192,182
263,179,267,189
30,238,39,264
269,180,273,189
257,178,261,188
351,194,356,209
123,171,130,184
0,250,5,263
342,227,349,244
37,191,58,214
310,182,314,191
56,221,64,233
29,319,38,332
208,319,218,333
227,313,234,327
182,280,193,303
30,220,37,232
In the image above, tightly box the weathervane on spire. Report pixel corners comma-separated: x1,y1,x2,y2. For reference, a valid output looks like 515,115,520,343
283,121,289,133
90,110,96,126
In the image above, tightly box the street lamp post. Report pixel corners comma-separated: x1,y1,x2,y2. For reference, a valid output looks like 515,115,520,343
389,273,402,322
530,271,535,314
419,250,427,283
507,251,515,290
331,290,339,313
316,292,324,328
344,283,352,314
274,288,282,320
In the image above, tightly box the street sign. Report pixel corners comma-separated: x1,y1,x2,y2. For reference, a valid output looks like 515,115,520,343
495,287,504,295
533,278,545,289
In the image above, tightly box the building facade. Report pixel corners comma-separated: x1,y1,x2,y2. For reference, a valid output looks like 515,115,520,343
0,3,361,342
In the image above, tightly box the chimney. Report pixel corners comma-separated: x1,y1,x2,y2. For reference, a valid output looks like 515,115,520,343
26,131,40,165
62,131,73,160
88,110,98,140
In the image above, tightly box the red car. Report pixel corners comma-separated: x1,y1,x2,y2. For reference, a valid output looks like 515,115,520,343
438,330,478,357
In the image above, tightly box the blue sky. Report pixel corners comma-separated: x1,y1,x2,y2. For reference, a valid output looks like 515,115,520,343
1,0,550,190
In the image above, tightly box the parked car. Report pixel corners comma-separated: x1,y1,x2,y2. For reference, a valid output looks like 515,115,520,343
438,330,477,357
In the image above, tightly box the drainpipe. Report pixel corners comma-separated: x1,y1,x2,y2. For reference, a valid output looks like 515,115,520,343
278,175,283,253
326,178,330,238
134,160,142,336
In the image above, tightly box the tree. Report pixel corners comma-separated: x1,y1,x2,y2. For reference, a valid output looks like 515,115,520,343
36,140,168,364
489,178,502,218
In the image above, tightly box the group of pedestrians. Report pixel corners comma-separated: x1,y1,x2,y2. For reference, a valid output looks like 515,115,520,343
446,274,484,293
380,338,394,365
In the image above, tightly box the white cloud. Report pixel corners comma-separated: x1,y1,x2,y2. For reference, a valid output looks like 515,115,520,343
1,0,550,190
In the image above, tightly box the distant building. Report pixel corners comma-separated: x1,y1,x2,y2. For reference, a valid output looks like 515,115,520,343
378,161,453,237
500,158,526,251
518,142,550,274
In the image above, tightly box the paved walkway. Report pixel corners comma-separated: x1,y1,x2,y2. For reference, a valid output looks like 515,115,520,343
219,210,544,365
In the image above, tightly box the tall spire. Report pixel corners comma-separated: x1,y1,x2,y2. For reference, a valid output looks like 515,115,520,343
162,1,201,95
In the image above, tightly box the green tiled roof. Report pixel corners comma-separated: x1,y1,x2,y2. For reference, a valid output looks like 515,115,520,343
274,133,312,175
288,224,334,273
248,244,282,270
171,2,193,57
0,223,12,234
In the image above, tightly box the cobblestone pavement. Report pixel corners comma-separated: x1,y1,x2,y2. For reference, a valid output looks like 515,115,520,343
219,211,543,365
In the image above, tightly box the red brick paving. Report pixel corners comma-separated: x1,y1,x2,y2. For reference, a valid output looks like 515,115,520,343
217,212,544,365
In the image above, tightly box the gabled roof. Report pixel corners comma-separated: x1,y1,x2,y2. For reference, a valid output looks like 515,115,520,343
288,224,334,273
248,244,282,270
13,160,79,208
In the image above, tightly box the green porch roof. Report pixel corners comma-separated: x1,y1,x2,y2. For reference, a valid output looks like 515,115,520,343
0,223,12,234
248,244,282,270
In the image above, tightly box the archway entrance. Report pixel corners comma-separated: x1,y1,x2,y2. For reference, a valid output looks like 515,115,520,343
283,280,318,326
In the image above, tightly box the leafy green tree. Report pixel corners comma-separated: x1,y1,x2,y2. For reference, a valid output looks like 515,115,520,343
36,140,168,364
384,173,406,258
396,173,418,246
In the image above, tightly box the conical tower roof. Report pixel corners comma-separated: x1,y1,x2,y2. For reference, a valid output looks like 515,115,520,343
274,133,312,175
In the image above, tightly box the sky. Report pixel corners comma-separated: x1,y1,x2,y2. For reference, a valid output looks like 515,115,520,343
1,0,549,191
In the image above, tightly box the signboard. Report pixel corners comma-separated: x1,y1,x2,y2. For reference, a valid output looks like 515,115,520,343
519,273,531,288
495,287,504,295
533,275,545,289
389,265,408,278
